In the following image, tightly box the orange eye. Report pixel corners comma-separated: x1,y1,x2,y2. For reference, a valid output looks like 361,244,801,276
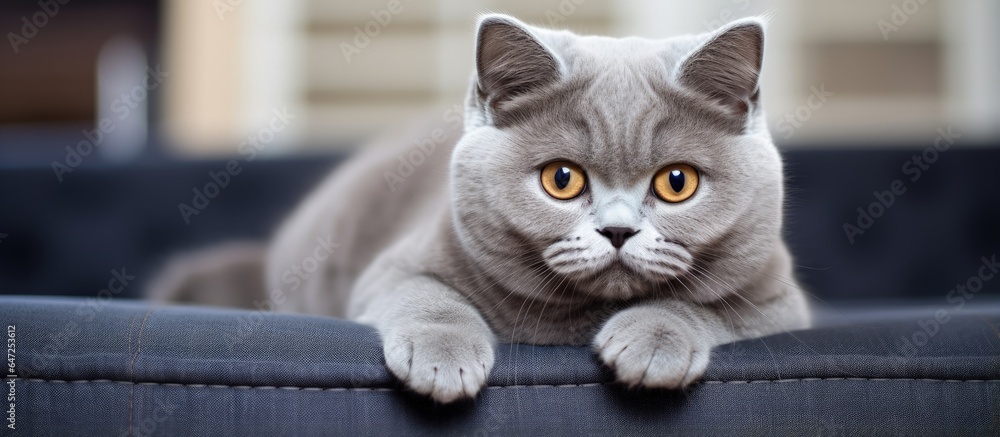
540,161,586,200
652,164,699,203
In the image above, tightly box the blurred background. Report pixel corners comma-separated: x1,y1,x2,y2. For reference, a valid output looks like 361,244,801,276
1,0,999,307
2,0,999,162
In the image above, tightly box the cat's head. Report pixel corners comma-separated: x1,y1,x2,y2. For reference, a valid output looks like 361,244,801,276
451,14,784,302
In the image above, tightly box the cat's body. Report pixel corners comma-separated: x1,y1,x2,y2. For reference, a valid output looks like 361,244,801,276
153,15,810,403
269,119,626,345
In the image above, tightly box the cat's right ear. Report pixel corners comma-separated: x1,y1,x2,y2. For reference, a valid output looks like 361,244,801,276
475,14,562,120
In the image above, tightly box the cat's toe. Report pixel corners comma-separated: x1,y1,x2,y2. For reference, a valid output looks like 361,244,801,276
382,326,494,403
617,340,710,389
594,307,712,389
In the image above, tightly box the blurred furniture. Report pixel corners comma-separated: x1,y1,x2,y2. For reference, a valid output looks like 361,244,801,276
0,0,161,161
3,147,1000,301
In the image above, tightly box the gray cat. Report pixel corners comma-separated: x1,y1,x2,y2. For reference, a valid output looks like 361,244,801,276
152,14,810,403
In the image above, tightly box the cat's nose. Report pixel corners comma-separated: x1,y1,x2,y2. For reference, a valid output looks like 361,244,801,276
597,227,638,249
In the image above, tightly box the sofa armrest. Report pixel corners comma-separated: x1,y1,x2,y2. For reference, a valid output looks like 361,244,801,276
3,296,999,435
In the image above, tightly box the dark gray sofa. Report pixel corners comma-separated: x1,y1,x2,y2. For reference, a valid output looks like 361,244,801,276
2,147,999,435
3,298,999,435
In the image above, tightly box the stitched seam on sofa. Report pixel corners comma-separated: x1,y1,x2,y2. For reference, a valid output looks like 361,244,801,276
125,314,136,437
128,308,155,437
19,377,1000,392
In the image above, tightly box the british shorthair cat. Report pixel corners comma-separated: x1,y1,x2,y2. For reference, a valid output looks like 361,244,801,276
152,14,810,403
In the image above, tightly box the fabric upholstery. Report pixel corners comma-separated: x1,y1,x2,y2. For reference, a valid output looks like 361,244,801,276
4,297,998,435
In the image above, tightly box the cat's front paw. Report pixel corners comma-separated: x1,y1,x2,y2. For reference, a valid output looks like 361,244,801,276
382,324,495,403
593,306,713,389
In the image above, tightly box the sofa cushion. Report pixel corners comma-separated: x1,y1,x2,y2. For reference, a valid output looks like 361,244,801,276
3,296,999,435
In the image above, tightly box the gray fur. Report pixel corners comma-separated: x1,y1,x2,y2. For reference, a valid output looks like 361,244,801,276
167,14,811,403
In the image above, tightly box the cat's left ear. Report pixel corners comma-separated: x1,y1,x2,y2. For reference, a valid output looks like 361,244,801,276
675,18,764,116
